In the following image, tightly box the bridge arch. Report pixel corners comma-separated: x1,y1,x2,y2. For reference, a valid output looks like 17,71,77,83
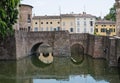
71,42,85,50
30,42,43,55
70,43,84,64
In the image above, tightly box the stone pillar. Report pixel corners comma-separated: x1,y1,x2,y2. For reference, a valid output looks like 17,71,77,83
115,0,120,36
116,38,120,61
109,38,117,66
53,31,71,57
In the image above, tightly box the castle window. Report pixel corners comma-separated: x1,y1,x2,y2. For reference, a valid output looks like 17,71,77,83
84,21,86,26
95,28,98,32
46,27,49,31
90,21,93,26
101,28,106,32
34,27,38,31
114,29,115,32
77,21,80,26
91,28,93,33
27,14,31,23
46,22,48,24
50,22,52,24
70,28,73,32
58,22,60,24
109,28,113,32
35,22,37,24
84,28,86,33
41,22,43,24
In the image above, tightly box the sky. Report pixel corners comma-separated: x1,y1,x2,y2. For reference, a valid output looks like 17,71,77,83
21,0,115,18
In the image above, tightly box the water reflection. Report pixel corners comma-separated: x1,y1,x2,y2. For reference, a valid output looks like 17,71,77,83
0,55,120,83
34,75,109,83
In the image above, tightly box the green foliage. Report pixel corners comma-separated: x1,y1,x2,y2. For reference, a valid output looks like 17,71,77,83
104,5,116,21
0,0,20,38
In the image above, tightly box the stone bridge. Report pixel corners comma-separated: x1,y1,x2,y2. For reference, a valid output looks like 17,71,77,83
15,31,95,59
15,31,120,66
0,31,120,66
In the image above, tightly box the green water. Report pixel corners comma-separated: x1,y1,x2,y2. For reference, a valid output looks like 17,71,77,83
0,55,119,83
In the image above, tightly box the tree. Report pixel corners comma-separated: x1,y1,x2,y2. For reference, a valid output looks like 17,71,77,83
104,5,116,21
0,0,20,37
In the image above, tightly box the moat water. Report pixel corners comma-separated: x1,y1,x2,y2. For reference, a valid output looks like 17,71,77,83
0,55,120,83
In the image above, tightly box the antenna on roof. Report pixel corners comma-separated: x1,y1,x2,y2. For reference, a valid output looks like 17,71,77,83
59,6,61,15
100,11,103,19
84,5,86,13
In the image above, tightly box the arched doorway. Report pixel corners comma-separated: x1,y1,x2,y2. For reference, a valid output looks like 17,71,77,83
71,43,84,64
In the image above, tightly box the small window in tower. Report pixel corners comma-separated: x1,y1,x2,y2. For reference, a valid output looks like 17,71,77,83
27,14,31,23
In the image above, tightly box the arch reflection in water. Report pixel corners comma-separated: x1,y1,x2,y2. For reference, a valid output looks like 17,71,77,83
37,43,53,64
31,55,52,68
30,43,53,67
71,43,84,64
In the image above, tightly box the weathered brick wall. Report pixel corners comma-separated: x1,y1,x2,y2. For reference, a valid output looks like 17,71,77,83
87,34,95,56
93,36,109,59
69,33,88,54
53,31,70,57
115,0,120,36
0,35,16,60
19,4,32,30
15,31,28,59
15,31,71,59
109,38,118,66
116,39,120,60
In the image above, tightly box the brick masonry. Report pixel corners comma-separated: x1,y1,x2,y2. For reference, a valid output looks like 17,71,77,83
0,35,16,60
115,0,120,36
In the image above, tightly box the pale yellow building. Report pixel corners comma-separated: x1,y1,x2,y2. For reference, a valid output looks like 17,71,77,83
32,16,60,31
32,13,96,34
95,20,116,36
32,14,75,33
61,14,75,33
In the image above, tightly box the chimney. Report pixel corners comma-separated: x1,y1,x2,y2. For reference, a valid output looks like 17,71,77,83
83,12,86,14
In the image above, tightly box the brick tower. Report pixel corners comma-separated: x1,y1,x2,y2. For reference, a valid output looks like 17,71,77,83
115,0,120,36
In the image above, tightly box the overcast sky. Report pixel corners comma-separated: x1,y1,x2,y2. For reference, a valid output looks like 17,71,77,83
21,0,115,18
